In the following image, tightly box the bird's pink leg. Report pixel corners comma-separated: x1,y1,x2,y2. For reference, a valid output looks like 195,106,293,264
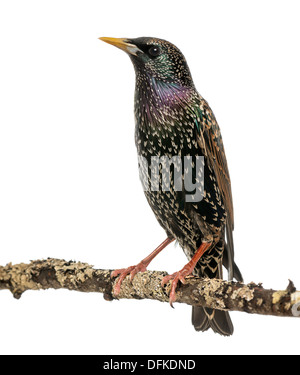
161,241,212,307
111,237,174,295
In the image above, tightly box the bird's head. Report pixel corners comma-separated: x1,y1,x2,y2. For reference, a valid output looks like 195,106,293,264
100,37,194,89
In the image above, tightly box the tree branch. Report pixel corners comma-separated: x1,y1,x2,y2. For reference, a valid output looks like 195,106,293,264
0,258,299,317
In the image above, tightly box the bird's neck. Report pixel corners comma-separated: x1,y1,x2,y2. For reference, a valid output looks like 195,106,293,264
134,73,197,126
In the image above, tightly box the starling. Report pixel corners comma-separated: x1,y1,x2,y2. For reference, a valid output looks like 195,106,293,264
100,36,243,336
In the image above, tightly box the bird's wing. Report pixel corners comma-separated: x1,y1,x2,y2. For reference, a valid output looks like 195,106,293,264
193,96,235,279
193,97,233,227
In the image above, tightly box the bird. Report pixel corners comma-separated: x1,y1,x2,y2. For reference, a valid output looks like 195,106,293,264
100,36,243,336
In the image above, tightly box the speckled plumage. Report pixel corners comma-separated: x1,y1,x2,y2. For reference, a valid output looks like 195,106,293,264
101,36,243,336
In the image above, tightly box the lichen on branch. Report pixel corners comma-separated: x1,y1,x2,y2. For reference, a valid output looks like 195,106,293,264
0,258,299,318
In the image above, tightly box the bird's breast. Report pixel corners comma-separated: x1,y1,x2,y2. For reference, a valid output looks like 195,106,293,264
134,101,200,158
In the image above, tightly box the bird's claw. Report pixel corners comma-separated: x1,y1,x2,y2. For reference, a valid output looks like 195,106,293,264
111,263,147,295
161,268,191,307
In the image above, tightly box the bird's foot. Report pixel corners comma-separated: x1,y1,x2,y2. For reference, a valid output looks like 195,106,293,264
111,238,175,296
161,266,193,307
161,242,211,306
111,262,147,295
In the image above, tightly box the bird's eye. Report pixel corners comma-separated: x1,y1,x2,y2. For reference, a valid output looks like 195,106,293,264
148,45,161,57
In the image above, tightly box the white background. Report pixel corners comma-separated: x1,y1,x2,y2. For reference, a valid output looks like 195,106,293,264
0,0,299,355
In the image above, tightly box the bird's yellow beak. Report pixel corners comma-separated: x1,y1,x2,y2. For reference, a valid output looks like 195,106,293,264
99,37,140,56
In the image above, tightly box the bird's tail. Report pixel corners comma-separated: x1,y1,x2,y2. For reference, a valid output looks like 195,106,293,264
191,242,243,336
192,306,234,336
